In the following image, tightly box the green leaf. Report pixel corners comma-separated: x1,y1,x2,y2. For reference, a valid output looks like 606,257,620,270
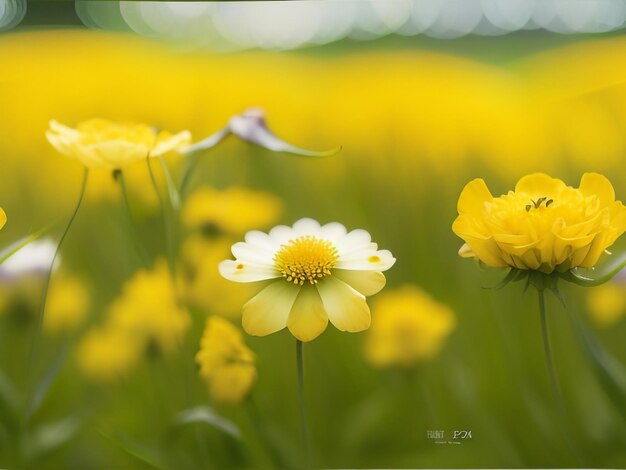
0,368,20,433
174,406,241,439
571,310,626,421
156,155,182,212
0,227,49,265
25,416,81,460
100,431,168,470
25,341,71,422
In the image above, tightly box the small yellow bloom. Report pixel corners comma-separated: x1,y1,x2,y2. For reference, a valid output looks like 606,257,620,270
107,259,190,354
365,285,456,368
46,118,191,170
452,173,626,273
44,274,90,335
196,316,257,405
77,328,142,382
219,218,396,342
77,259,190,382
182,186,283,236
586,281,626,327
0,208,6,231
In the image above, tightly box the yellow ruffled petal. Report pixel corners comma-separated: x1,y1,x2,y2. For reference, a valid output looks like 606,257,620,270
580,172,615,208
287,286,328,342
460,236,508,267
515,173,566,198
457,178,492,215
90,141,148,168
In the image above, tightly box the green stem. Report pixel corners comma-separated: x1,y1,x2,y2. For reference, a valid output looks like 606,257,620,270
537,289,581,463
179,152,200,198
114,169,150,266
296,340,311,467
146,157,176,277
26,168,88,415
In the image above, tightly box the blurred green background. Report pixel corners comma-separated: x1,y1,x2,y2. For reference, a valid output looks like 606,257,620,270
2,1,626,469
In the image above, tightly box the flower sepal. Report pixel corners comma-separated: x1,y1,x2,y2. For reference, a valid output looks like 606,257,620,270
560,250,626,288
491,268,563,299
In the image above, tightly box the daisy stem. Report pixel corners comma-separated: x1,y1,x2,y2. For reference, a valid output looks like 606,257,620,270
114,169,150,266
296,339,312,467
26,168,88,417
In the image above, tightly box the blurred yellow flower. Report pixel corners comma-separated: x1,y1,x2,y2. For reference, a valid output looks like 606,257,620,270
77,328,142,382
453,173,626,273
77,260,190,382
364,285,456,368
196,316,256,404
0,208,6,231
46,118,191,170
107,259,190,354
182,186,283,236
586,281,626,327
220,218,395,342
182,235,260,318
43,274,90,335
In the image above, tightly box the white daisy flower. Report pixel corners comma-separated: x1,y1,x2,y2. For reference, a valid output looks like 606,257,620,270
219,218,396,342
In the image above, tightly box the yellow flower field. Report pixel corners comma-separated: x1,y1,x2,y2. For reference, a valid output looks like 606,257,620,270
2,17,626,470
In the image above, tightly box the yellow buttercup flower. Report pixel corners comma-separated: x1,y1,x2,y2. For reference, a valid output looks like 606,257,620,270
43,274,90,335
77,327,142,382
107,259,190,354
76,259,190,382
182,186,283,236
219,218,396,342
365,286,456,368
46,118,191,170
452,173,626,273
196,316,256,405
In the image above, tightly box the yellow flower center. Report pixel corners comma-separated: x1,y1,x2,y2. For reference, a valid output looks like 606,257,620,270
274,236,338,285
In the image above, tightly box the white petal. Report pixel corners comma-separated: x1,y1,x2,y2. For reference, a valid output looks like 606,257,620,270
245,230,279,252
333,270,386,296
335,229,374,255
287,286,328,342
269,225,295,245
293,218,321,236
336,242,378,259
320,222,347,241
336,249,396,271
219,260,280,283
242,281,299,336
231,242,275,266
316,277,371,333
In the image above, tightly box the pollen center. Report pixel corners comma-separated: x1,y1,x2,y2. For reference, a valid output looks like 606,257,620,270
274,236,338,285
